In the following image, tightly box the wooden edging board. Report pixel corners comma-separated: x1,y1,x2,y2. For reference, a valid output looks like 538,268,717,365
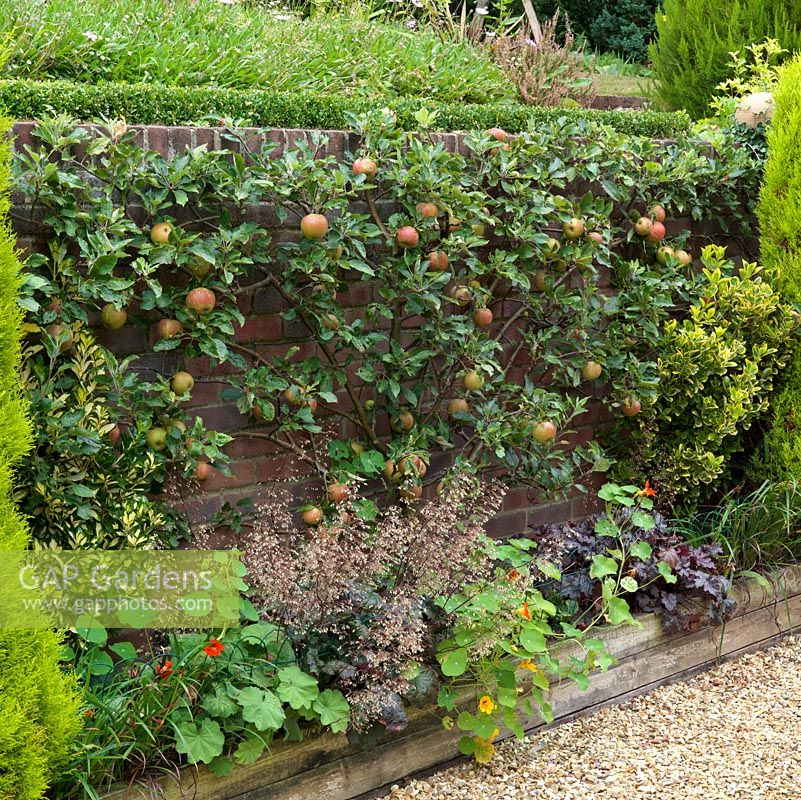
106,567,801,800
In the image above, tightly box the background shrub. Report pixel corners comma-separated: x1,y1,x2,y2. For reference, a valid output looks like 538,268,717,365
748,56,801,484
0,78,691,137
649,0,801,118
0,113,80,800
531,0,659,62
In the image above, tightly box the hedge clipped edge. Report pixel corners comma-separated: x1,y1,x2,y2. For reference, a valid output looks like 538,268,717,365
0,112,80,800
749,56,801,484
0,79,692,139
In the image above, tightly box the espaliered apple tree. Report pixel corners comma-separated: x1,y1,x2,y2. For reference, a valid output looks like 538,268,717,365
12,114,764,543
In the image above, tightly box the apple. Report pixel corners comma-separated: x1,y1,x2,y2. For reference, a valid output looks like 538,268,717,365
448,398,469,417
283,387,300,405
327,482,350,503
252,401,273,421
427,251,449,272
634,216,653,237
46,323,73,353
647,221,666,242
167,419,187,435
464,369,485,391
544,237,561,258
473,308,493,327
364,399,375,411
352,157,377,178
447,216,462,232
188,256,213,278
675,249,692,267
395,410,415,431
48,298,62,314
416,202,439,218
487,127,508,142
399,455,427,477
588,231,604,246
383,459,396,480
150,222,172,245
108,425,121,445
321,313,340,331
186,287,216,315
532,421,557,443
396,226,420,249
171,371,194,395
194,462,214,481
327,244,344,261
649,204,667,223
450,286,471,306
656,245,675,265
622,397,642,417
471,223,486,237
400,483,423,501
562,218,585,240
101,303,127,330
580,361,603,381
146,427,168,451
300,213,329,240
156,319,183,340
302,507,323,526
533,270,547,292
305,397,318,414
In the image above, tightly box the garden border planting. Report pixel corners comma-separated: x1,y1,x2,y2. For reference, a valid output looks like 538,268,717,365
103,567,801,800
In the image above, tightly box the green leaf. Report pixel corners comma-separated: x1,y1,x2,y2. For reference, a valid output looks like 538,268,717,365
202,685,240,719
589,554,618,579
436,644,468,677
173,720,225,765
519,627,547,653
234,733,266,765
208,756,233,777
74,616,107,645
620,575,639,593
109,641,137,661
276,666,319,710
630,540,653,561
312,689,350,734
631,510,656,530
237,687,286,732
658,561,678,584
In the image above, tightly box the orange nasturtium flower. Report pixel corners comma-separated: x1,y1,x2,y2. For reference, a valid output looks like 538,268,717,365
478,695,496,715
516,601,532,621
506,568,520,582
636,480,657,498
155,659,173,679
518,659,538,673
204,638,224,658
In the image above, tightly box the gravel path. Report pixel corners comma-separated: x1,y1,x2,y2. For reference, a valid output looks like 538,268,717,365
386,637,801,800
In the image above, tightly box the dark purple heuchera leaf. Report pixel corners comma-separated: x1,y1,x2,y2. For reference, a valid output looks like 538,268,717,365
378,693,408,733
530,510,735,634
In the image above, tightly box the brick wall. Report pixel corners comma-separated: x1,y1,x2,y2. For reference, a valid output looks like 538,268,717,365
8,122,759,537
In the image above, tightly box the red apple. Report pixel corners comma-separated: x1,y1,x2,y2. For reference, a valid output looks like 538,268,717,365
300,214,329,240
427,251,449,272
580,361,603,381
186,287,216,315
675,249,692,267
352,157,377,178
647,221,666,242
302,507,323,526
396,226,420,249
156,319,183,340
416,202,439,219
532,421,557,443
622,397,642,417
194,462,214,481
473,308,493,327
487,127,508,142
327,483,350,503
649,204,667,223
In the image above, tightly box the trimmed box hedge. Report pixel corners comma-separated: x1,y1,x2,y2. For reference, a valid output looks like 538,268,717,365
0,79,692,138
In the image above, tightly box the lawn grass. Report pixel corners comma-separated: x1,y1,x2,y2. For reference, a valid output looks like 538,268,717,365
0,0,514,104
595,74,649,97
